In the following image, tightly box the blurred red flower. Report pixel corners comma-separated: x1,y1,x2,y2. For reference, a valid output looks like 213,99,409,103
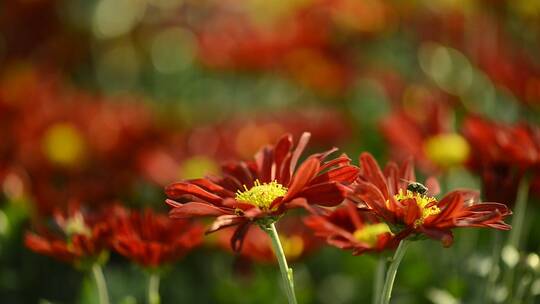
216,216,320,263
462,116,540,203
193,3,355,96
348,153,511,247
195,4,330,71
0,69,167,214
380,94,469,173
304,202,395,255
24,204,111,265
165,132,359,251
414,10,540,106
136,108,352,187
111,207,204,268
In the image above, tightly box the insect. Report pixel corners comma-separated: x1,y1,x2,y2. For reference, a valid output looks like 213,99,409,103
402,180,428,195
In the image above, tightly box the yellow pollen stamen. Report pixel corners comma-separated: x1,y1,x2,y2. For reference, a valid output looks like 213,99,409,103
236,180,288,210
353,223,391,246
393,189,441,228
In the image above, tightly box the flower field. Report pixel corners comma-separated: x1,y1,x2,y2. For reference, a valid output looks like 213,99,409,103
1,1,540,303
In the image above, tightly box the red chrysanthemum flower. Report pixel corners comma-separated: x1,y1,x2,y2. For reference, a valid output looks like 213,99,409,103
462,116,540,203
304,202,395,255
165,132,359,250
216,216,320,263
111,207,204,268
24,204,111,265
1,70,167,215
348,153,511,247
380,97,470,173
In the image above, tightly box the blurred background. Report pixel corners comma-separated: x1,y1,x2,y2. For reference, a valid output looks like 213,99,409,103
1,0,540,303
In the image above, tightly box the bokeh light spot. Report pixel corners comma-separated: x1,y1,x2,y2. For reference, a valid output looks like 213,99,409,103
151,28,196,74
42,123,86,167
93,0,145,38
423,133,470,168
179,156,219,180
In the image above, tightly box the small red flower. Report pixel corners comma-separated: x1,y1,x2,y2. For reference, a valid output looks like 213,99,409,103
24,204,111,265
165,132,359,250
348,153,511,247
463,116,540,203
304,202,395,255
111,207,204,268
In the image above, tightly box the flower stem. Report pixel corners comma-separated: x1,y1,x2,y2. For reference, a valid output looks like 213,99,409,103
484,230,502,303
148,273,161,304
91,264,110,304
507,177,530,249
372,257,387,304
502,177,530,300
264,223,298,304
379,239,410,304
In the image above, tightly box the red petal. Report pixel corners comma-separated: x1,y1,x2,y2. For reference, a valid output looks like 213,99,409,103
399,158,416,185
165,199,183,208
165,182,223,204
278,155,293,185
420,227,454,247
313,147,339,161
296,182,349,207
221,161,256,188
190,179,236,198
318,154,352,171
283,156,320,202
255,146,273,183
383,162,400,195
289,132,311,174
467,202,510,214
206,215,245,233
230,222,251,252
309,166,359,185
168,202,229,218
429,192,462,226
273,134,293,181
222,198,255,211
439,190,480,208
351,182,396,224
359,153,390,199
402,198,421,226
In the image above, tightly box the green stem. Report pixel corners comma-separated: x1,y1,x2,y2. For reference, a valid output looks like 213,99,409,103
485,230,502,304
508,178,530,249
503,177,530,300
372,257,387,304
380,240,411,304
148,273,161,304
91,264,110,304
264,223,298,304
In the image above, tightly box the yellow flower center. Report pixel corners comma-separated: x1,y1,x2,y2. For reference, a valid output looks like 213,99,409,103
42,123,85,167
280,235,305,260
353,223,391,246
394,189,441,227
423,133,470,168
63,213,91,237
236,180,288,210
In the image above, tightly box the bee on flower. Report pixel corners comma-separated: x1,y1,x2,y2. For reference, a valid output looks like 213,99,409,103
347,153,511,247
